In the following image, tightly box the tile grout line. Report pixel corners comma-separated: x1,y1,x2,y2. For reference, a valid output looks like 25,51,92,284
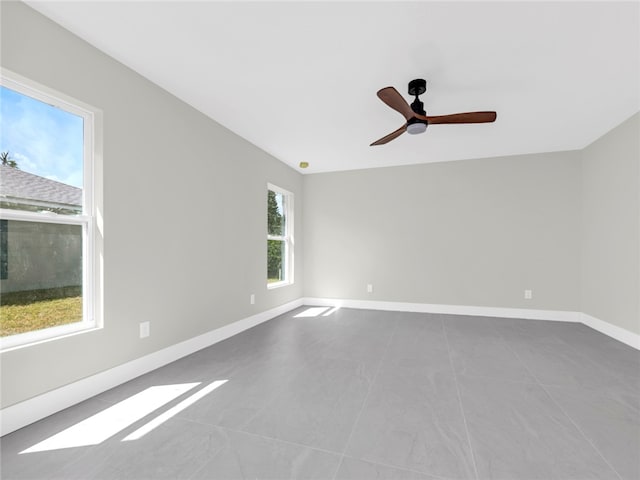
502,340,625,480
441,317,480,480
225,361,311,434
181,416,450,480
330,316,401,480
338,454,451,480
557,330,638,392
233,425,450,480
178,416,343,479
446,371,539,386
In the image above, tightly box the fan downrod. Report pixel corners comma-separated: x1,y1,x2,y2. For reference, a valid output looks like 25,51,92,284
408,79,427,116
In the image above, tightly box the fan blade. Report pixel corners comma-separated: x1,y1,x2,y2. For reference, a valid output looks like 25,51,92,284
423,111,497,124
370,124,406,146
377,87,415,121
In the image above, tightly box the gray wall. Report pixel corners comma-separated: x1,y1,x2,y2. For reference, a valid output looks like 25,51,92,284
303,151,582,311
1,2,303,408
302,115,639,335
581,112,640,335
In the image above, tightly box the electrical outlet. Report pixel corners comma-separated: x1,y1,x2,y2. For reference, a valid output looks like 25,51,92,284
524,289,532,300
139,321,150,338
367,284,373,294
250,293,255,305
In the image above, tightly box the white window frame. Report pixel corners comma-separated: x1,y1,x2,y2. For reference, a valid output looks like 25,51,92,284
267,183,294,289
0,69,103,351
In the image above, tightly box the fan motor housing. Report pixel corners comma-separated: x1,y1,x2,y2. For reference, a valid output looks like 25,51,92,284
406,116,428,134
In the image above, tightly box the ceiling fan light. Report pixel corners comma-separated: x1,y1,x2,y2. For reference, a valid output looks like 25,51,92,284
406,122,427,135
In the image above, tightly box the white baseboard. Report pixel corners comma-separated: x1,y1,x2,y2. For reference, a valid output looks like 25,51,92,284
303,297,639,349
302,297,582,322
580,313,640,349
0,299,303,437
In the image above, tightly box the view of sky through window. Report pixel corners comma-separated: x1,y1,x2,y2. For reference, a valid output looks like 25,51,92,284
0,82,89,342
0,85,83,188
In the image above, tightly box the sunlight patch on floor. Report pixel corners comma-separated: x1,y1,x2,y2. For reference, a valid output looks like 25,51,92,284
20,383,200,454
294,306,340,318
122,380,228,441
322,306,340,316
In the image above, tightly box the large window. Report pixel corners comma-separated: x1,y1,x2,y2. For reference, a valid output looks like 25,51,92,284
0,71,102,350
267,184,293,288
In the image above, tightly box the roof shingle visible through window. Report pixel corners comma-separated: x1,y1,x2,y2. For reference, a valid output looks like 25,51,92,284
0,164,82,208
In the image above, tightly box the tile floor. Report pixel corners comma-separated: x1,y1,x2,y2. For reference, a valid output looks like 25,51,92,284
1,307,639,479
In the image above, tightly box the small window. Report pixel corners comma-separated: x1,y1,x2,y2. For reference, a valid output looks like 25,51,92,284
0,71,101,350
267,184,293,288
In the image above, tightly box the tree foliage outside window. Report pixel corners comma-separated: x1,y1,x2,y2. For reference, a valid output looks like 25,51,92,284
267,239,283,282
267,190,284,236
1,151,19,168
267,187,292,285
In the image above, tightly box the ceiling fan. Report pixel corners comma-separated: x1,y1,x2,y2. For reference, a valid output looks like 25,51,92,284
371,79,497,146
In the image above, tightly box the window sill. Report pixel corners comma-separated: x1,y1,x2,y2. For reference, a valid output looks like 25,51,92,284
0,321,100,352
267,280,292,290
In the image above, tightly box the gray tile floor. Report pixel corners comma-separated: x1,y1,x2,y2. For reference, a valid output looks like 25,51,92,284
1,307,639,479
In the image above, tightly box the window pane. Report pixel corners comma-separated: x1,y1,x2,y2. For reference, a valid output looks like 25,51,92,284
0,86,83,215
267,190,285,236
267,239,285,283
0,220,83,337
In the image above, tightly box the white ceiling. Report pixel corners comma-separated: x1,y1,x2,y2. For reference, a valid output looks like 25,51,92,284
27,1,640,174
